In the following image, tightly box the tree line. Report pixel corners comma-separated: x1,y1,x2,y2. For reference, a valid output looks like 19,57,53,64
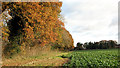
74,40,118,50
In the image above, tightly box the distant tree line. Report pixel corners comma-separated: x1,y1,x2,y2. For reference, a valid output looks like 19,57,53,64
74,40,118,50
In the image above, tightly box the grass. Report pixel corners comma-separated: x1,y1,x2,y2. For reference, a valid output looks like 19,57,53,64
2,50,70,66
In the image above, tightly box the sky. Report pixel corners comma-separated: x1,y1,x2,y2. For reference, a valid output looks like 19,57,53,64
60,0,119,46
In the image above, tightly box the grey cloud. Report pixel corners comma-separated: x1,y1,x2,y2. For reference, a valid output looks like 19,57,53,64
109,17,118,27
70,25,90,33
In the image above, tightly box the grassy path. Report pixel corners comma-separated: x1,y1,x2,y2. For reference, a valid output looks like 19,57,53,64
2,51,70,66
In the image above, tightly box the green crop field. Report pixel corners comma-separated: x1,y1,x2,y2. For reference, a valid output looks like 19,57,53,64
62,49,119,67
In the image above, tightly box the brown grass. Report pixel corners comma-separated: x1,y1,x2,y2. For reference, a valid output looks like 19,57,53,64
2,46,70,66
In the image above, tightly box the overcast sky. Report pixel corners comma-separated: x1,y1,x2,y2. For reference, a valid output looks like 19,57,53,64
60,0,119,46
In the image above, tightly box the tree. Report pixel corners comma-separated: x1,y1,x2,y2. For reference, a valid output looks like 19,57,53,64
83,40,117,49
76,42,83,50
52,28,74,51
2,2,63,46
2,2,74,56
77,42,82,47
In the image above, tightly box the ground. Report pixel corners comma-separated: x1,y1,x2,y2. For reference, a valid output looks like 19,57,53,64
2,49,119,67
2,51,70,66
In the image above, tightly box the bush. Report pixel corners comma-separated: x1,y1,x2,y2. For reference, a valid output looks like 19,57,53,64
3,43,21,58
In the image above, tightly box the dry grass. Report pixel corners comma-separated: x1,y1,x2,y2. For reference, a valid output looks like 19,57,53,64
2,46,70,66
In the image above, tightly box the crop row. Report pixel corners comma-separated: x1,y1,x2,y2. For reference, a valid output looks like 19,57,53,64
63,49,119,67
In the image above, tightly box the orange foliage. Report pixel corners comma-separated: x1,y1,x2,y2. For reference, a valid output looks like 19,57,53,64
2,1,74,51
2,2,64,47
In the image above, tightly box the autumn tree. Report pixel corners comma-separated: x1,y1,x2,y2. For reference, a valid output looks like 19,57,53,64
2,2,74,55
52,28,74,50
